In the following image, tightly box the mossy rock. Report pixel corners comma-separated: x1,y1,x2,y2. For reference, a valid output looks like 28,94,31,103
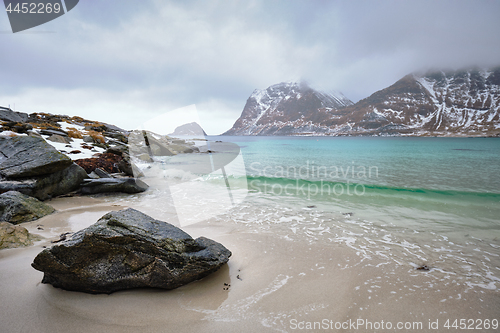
0,191,55,224
0,222,41,249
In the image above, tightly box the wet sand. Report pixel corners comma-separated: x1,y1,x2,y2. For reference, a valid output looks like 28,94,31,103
0,196,498,332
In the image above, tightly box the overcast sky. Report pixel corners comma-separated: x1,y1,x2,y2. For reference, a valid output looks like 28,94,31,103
1,0,499,134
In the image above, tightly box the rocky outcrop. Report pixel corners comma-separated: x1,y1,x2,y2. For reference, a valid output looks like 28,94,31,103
31,208,231,294
0,109,204,200
0,111,151,199
0,135,72,178
0,221,41,249
79,178,148,194
0,191,55,224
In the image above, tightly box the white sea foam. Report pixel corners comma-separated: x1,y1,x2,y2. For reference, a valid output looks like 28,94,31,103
206,192,500,295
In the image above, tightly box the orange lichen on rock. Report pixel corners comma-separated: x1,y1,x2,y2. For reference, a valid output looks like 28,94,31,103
67,127,84,139
86,130,105,143
70,116,86,123
28,122,60,130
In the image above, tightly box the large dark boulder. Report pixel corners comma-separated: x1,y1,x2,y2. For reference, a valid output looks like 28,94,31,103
0,163,88,201
31,163,88,200
0,191,55,224
79,178,148,194
32,208,231,294
0,135,72,178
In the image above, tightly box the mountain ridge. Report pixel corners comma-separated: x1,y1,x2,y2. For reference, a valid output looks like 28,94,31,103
224,67,500,137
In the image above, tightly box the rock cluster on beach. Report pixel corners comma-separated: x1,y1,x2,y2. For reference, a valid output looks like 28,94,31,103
0,109,148,199
32,208,231,293
0,107,201,198
0,106,204,249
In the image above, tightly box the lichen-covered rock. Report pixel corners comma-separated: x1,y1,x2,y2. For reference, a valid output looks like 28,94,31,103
0,222,41,249
32,208,231,294
0,135,72,178
0,191,55,224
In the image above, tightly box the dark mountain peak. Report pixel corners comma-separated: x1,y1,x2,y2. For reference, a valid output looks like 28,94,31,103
224,81,353,135
342,66,500,135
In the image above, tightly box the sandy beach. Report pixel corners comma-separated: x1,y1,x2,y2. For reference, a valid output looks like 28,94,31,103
0,195,498,333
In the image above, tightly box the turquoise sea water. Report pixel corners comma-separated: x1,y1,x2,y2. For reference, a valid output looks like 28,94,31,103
203,136,500,291
221,136,500,192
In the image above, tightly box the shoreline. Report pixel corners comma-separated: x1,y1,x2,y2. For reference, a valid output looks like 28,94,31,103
0,196,498,332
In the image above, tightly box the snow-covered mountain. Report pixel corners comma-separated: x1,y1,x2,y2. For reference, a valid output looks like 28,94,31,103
339,67,500,136
223,82,353,135
224,68,500,136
